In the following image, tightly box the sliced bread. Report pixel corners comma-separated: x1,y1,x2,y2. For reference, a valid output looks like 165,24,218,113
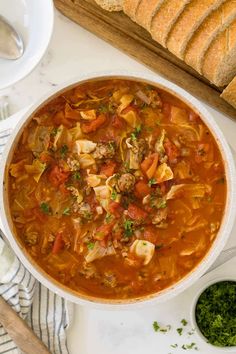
150,0,191,48
94,0,123,11
221,76,236,108
185,0,236,73
123,0,142,20
135,0,165,31
202,19,236,86
167,0,225,59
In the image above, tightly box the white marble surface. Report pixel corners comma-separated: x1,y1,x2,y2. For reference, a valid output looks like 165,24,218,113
1,8,236,354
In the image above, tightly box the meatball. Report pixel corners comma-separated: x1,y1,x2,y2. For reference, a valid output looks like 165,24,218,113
117,173,135,193
93,142,116,160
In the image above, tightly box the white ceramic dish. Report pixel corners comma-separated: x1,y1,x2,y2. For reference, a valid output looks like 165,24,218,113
0,0,54,90
191,276,236,352
1,71,236,308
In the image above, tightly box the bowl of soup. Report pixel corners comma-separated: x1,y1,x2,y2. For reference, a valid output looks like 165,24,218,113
0,72,235,307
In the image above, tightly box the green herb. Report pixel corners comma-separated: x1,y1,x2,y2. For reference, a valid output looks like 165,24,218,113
177,328,183,336
87,242,95,250
148,178,156,186
40,202,51,215
156,119,161,126
217,177,225,184
171,344,178,348
131,126,141,140
181,319,188,326
51,127,58,136
153,321,160,332
60,144,68,158
182,343,197,350
98,104,109,113
105,213,112,223
124,219,134,237
160,325,171,333
111,189,117,201
150,196,167,209
73,171,81,180
62,207,70,216
195,281,236,347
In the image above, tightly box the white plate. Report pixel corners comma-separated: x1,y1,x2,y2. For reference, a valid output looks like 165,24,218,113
0,0,54,90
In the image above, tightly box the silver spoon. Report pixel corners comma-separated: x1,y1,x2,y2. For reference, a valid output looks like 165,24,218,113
0,15,24,60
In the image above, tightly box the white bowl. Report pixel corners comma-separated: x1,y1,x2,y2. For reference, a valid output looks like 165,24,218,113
191,276,236,352
1,71,236,308
0,0,54,89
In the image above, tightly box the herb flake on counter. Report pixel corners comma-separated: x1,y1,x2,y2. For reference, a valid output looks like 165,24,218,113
153,321,160,332
181,319,188,326
177,328,183,336
182,343,198,350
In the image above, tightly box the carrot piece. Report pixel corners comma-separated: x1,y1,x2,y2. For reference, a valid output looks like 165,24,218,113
109,201,124,218
127,204,148,221
48,165,70,187
134,180,151,198
53,110,72,127
81,114,106,133
65,103,81,120
143,226,159,244
52,232,64,254
164,138,180,163
100,161,116,177
95,222,115,241
140,153,159,179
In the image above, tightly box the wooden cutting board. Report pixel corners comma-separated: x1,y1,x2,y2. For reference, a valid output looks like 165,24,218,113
54,0,236,119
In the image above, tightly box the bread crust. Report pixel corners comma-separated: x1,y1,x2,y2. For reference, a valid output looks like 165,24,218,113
123,0,141,20
150,0,191,48
135,0,165,30
167,0,225,59
202,19,236,86
94,0,123,11
221,76,236,109
185,1,236,73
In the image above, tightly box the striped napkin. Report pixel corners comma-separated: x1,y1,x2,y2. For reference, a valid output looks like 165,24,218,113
0,123,73,354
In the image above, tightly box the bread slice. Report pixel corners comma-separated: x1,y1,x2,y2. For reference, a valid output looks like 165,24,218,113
221,76,236,108
135,0,165,31
150,0,191,48
167,0,225,59
94,0,123,11
202,19,236,86
185,1,236,73
123,0,142,20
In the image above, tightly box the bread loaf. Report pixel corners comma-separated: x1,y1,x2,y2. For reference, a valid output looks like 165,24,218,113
123,0,141,20
221,76,236,108
185,1,236,73
150,0,191,48
202,19,236,86
94,0,123,11
135,0,165,31
167,0,225,59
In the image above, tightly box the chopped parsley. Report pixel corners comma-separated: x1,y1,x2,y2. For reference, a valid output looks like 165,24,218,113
195,281,236,347
181,319,188,326
124,219,134,237
131,126,141,141
150,195,167,209
87,242,95,250
153,321,160,332
51,127,58,136
177,328,183,336
182,343,197,350
111,189,117,201
152,321,171,333
170,344,178,348
40,202,52,215
105,213,112,223
98,104,109,113
73,171,81,180
148,178,156,186
62,207,70,216
60,144,68,158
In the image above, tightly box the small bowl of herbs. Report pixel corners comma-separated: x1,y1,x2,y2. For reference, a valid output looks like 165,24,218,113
191,276,236,352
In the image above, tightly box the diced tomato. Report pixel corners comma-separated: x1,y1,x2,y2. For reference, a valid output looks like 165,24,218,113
134,180,151,198
109,201,124,218
112,115,125,129
143,226,159,244
64,103,81,120
48,165,70,187
164,138,180,163
81,114,106,133
140,153,159,179
100,161,117,177
95,222,115,241
53,110,72,128
39,152,54,165
52,232,64,254
127,204,148,221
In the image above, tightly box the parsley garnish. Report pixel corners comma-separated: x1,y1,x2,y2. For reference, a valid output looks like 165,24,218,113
73,171,81,180
111,189,117,201
131,126,141,141
124,219,134,237
62,207,70,215
182,343,197,350
177,328,183,336
87,242,95,250
153,321,160,332
171,344,178,348
40,202,51,215
60,144,68,158
148,178,156,186
181,319,188,326
105,213,112,223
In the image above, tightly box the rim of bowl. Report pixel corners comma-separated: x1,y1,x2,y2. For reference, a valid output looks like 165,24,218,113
1,70,236,308
191,276,236,352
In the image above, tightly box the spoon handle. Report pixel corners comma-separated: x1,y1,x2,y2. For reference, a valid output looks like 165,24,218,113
205,246,236,275
0,296,50,354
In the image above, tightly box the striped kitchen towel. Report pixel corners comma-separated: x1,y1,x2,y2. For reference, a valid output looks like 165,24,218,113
0,127,73,354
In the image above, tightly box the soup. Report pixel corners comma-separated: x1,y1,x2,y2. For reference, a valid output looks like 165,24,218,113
7,79,226,299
